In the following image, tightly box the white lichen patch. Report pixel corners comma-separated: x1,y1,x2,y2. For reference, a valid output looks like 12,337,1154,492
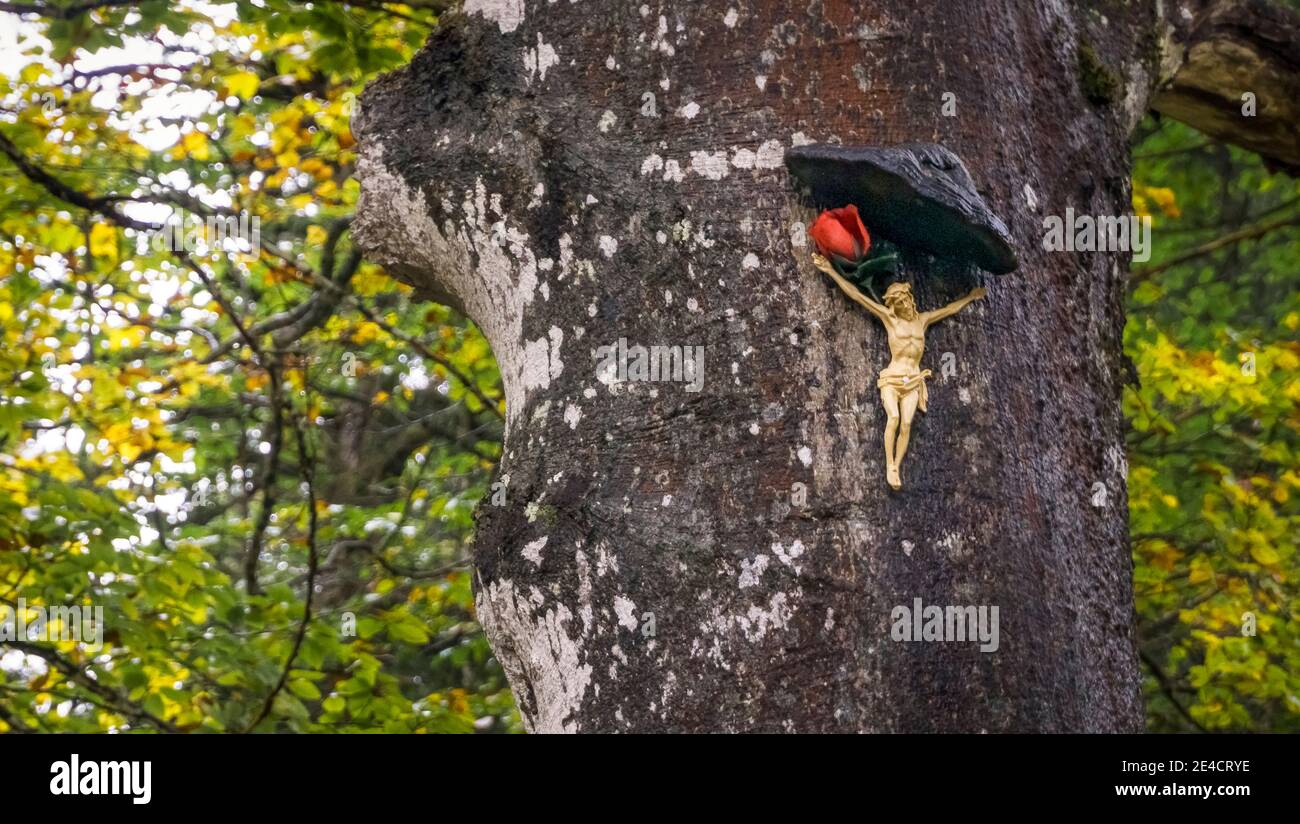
772,539,805,573
1119,59,1152,133
737,593,794,642
730,140,784,171
548,326,565,378
796,445,813,467
1106,443,1129,478
1023,182,1038,211
563,403,582,429
738,554,770,588
463,0,525,33
649,14,675,56
475,576,592,733
693,586,801,671
754,139,785,168
689,150,730,180
790,220,807,247
614,595,639,631
521,536,549,567
522,337,552,391
523,33,559,85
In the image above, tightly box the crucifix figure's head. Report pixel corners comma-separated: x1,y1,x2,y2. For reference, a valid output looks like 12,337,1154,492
883,281,918,320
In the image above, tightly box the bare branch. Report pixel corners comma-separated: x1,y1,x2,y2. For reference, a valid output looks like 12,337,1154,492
1130,213,1300,286
244,421,321,732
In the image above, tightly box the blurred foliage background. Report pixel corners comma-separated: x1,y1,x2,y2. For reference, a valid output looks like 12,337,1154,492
0,2,1294,733
0,0,517,733
1129,120,1298,731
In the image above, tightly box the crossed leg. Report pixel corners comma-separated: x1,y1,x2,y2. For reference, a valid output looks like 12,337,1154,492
880,385,902,489
893,389,921,480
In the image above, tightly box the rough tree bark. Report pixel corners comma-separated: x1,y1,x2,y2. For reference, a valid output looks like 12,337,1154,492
352,0,1292,732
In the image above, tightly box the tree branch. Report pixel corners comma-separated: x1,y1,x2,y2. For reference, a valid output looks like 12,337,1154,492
244,421,320,732
1153,0,1300,173
1,640,180,732
0,129,156,232
0,0,140,20
1129,213,1300,286
1138,648,1210,733
243,366,285,597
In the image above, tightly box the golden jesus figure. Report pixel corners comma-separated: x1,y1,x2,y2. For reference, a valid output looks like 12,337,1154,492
813,254,986,489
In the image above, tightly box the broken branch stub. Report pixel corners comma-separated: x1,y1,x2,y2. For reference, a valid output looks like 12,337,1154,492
785,142,1019,275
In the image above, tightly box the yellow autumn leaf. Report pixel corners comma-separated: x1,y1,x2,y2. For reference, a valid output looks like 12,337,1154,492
106,326,144,351
224,70,261,100
351,267,389,296
352,322,382,344
1188,560,1214,585
103,421,133,444
1249,543,1280,566
176,129,210,161
1144,186,1181,218
88,223,117,262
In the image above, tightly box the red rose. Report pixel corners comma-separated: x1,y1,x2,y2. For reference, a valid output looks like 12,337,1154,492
809,205,871,264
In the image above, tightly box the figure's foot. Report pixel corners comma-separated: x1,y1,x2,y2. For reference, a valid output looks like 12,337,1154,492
886,464,901,490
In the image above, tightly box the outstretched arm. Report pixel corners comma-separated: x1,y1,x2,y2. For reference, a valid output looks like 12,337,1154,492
811,254,891,323
923,286,987,326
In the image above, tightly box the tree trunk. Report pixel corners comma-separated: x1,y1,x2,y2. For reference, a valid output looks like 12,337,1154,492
353,0,1165,732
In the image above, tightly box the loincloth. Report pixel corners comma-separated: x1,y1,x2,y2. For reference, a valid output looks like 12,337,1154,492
877,368,932,412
